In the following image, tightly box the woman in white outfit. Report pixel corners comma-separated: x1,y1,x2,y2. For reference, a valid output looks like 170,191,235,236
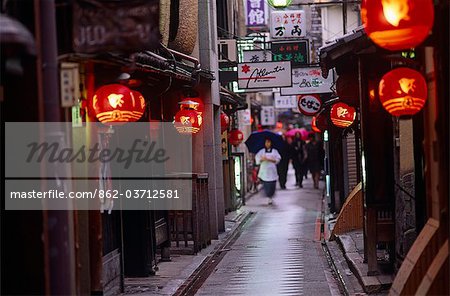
255,138,281,204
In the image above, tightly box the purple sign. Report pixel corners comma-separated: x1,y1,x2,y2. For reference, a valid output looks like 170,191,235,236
246,0,266,27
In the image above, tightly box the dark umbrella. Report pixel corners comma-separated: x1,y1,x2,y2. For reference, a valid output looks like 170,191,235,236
244,130,285,154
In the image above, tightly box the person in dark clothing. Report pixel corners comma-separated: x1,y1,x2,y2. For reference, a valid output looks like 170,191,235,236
292,132,307,188
305,133,324,189
277,136,293,189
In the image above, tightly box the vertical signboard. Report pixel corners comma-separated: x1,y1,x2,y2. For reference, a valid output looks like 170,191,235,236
270,10,306,38
260,106,275,125
245,0,267,27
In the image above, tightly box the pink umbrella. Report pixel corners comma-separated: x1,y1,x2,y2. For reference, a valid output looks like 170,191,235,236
285,128,305,139
285,128,309,139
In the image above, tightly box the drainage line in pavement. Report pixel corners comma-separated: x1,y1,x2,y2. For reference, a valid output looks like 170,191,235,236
173,211,255,296
320,192,349,296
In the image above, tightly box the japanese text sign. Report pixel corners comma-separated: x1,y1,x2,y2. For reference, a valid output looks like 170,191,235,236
281,67,334,95
246,0,267,27
274,93,297,109
270,10,306,38
261,106,275,125
297,94,322,116
243,50,272,63
271,40,309,67
238,61,292,89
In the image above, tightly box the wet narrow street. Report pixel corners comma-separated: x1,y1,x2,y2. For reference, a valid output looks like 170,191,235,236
195,168,341,296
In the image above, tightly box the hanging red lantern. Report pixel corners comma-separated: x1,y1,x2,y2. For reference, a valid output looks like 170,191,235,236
173,109,202,134
330,102,356,128
361,0,434,51
378,67,427,116
92,84,145,125
220,111,230,133
180,97,204,114
311,116,321,133
131,90,147,115
228,129,244,146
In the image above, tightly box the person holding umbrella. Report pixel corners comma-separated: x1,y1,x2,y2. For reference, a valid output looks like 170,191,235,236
255,138,281,205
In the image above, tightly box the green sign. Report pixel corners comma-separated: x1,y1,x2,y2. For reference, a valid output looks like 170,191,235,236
271,40,309,67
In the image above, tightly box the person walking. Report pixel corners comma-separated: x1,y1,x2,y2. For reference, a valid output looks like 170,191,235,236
255,138,281,204
305,133,324,189
292,132,307,188
276,135,291,189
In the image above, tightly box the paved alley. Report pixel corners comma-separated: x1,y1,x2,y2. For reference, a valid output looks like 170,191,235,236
194,169,341,296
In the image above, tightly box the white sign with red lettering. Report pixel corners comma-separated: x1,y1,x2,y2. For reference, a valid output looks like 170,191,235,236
237,61,292,89
297,94,322,116
270,10,306,38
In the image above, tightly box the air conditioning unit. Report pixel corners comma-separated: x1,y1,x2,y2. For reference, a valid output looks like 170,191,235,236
218,39,237,63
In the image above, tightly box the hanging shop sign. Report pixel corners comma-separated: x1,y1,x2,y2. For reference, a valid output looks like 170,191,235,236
245,0,267,27
243,50,272,63
260,106,276,125
270,10,306,38
274,93,297,109
73,0,160,53
330,102,356,128
238,61,292,89
378,67,427,116
271,40,309,67
239,109,252,126
361,0,434,51
297,94,322,116
280,67,334,95
60,63,80,107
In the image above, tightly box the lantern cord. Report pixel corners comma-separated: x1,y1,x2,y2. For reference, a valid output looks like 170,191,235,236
395,183,415,200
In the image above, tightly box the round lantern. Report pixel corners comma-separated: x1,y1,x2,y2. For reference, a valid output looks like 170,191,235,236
361,0,434,51
180,97,204,114
311,116,321,133
228,129,244,146
330,102,356,128
173,109,202,134
92,84,145,125
220,111,230,133
378,67,427,116
131,90,147,115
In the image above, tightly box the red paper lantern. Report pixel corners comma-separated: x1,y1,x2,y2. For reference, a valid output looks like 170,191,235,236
131,90,147,115
361,0,434,51
378,67,427,116
311,116,321,133
92,84,145,125
228,129,244,146
220,111,230,133
330,102,356,128
180,97,204,114
173,109,202,134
